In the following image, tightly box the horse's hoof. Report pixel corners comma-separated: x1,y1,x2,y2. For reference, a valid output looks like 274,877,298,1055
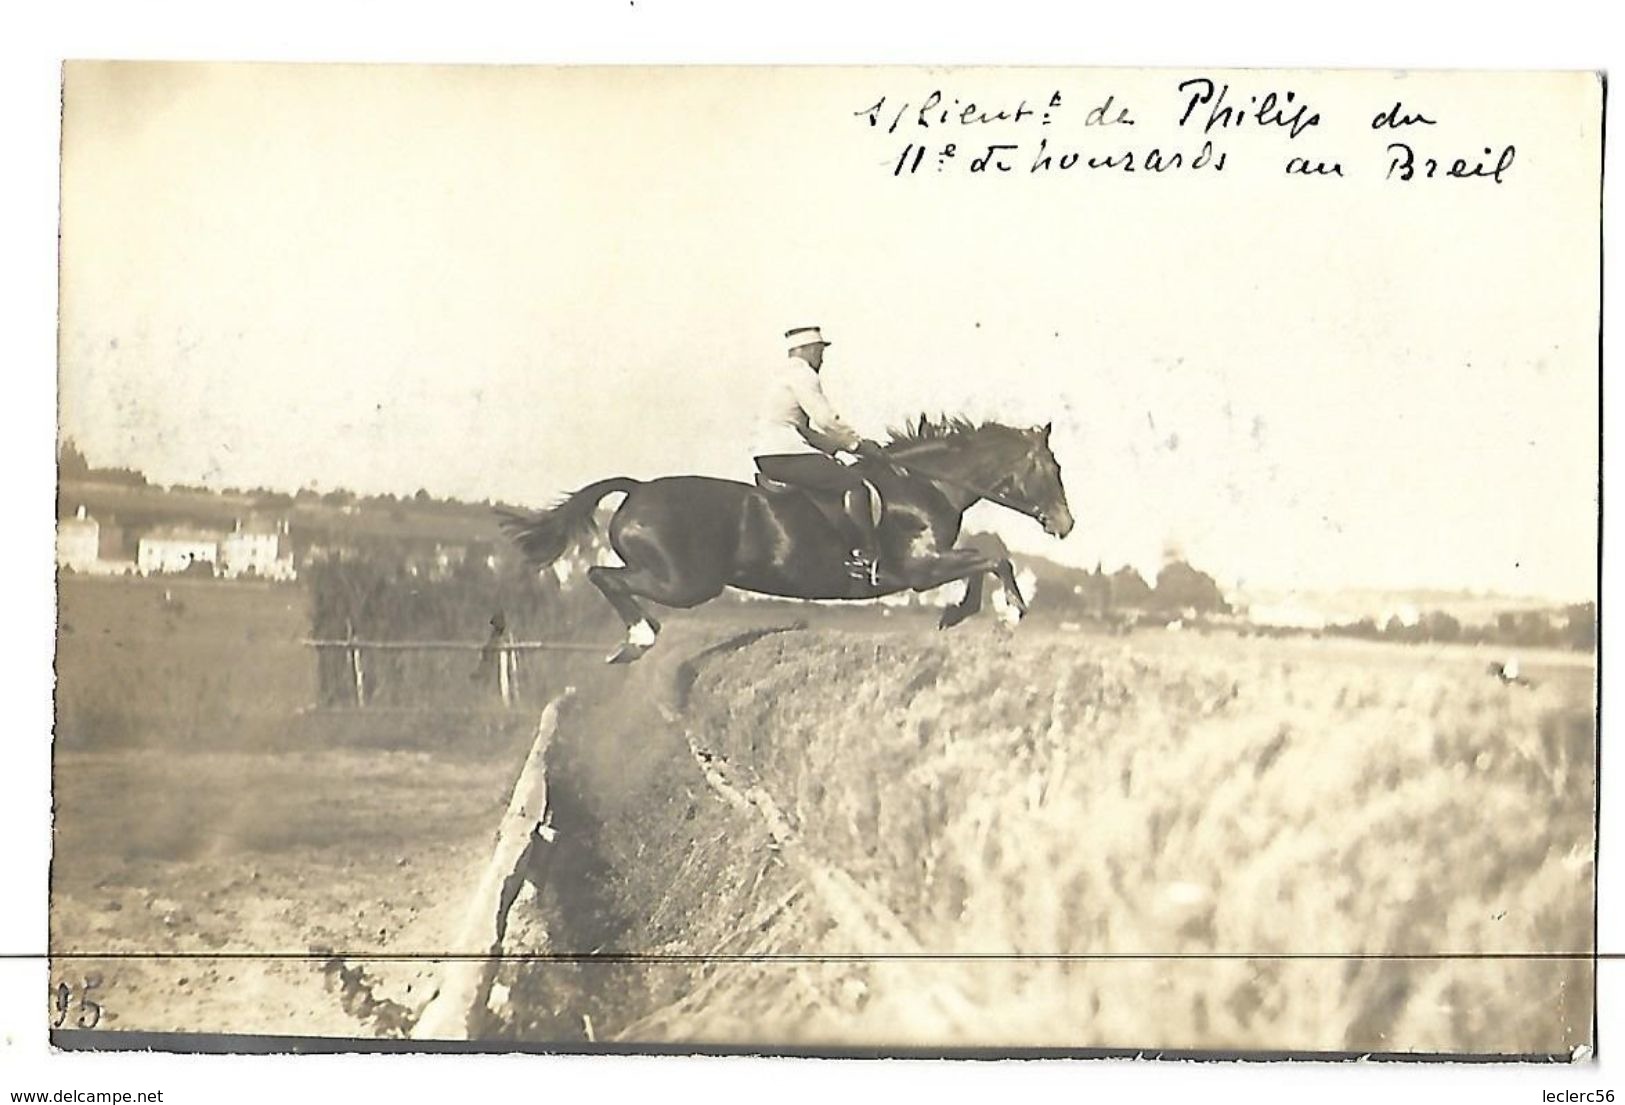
606,643,648,664
607,619,658,661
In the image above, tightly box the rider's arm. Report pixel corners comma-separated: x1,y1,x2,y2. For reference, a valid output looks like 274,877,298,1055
786,360,862,452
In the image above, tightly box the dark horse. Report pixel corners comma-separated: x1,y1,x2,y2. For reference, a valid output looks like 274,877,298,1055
500,416,1075,662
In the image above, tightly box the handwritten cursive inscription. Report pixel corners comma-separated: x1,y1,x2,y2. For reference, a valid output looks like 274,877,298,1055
1175,78,1322,139
857,91,1064,134
1372,101,1438,129
856,76,1520,186
1387,143,1516,183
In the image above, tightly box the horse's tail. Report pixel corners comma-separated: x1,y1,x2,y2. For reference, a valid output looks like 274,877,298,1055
496,477,640,570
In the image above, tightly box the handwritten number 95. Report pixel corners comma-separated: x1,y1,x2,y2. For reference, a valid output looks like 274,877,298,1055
52,976,103,1029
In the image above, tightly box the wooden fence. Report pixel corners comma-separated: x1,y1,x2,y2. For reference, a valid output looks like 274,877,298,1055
303,637,606,709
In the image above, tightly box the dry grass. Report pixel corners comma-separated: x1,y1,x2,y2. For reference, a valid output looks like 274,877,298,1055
680,628,1595,1053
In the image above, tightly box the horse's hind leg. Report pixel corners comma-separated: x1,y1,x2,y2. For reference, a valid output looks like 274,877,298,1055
588,565,664,664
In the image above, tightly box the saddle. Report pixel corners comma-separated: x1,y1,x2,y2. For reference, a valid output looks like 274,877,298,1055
753,454,884,530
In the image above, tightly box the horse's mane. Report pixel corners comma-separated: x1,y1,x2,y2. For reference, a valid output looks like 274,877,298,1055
884,413,998,448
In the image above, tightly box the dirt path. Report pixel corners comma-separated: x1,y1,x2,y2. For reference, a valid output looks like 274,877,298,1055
51,747,511,1039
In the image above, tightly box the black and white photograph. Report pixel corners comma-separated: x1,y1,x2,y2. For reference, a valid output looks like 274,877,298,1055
41,58,1602,1064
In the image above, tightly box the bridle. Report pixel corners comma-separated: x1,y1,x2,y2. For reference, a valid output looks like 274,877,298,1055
883,442,1057,528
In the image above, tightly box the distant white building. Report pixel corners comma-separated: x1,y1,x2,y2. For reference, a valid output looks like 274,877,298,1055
56,505,100,571
138,526,224,576
220,518,296,580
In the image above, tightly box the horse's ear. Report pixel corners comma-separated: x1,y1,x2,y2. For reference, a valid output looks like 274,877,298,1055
1035,421,1052,440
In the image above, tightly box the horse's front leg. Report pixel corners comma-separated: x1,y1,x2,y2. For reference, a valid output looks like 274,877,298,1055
951,556,1025,627
939,570,986,630
990,556,1028,622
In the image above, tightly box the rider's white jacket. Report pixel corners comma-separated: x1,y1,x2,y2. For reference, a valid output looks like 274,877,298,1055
752,354,863,457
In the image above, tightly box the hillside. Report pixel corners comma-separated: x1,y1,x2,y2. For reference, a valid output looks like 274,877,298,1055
57,478,508,559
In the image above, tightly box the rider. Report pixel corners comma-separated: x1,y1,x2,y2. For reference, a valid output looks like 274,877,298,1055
753,326,885,585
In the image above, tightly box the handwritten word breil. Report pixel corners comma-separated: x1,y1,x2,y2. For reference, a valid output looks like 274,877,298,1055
1387,143,1516,183
1176,78,1322,139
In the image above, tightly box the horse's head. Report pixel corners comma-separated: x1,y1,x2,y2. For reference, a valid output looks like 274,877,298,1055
1007,422,1074,538
886,416,1075,538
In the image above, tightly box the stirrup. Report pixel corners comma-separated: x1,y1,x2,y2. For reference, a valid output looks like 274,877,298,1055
846,550,881,587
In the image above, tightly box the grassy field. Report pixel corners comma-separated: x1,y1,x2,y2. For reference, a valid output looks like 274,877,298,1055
55,576,314,749
54,574,607,746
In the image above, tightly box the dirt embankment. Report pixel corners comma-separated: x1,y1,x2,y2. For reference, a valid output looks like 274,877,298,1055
492,626,1596,1055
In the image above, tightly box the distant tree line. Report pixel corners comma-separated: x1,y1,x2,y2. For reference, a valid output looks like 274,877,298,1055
1328,603,1595,652
59,440,495,513
1029,557,1230,622
58,439,148,487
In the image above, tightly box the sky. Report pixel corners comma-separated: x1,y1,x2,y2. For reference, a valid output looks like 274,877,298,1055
58,64,1601,601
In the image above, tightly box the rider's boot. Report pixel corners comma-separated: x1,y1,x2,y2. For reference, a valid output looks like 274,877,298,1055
842,485,882,587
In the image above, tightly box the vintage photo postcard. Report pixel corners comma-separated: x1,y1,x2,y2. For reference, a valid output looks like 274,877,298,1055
52,62,1600,1057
